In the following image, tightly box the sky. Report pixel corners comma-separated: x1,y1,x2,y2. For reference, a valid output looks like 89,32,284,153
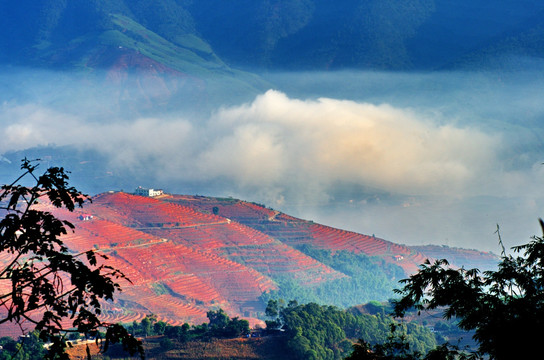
1,67,544,253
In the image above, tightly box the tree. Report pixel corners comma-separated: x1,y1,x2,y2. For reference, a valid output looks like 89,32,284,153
164,322,191,342
140,314,157,337
206,308,249,337
267,300,435,360
0,159,143,359
392,221,544,360
344,324,469,360
224,317,250,337
345,324,418,360
206,308,230,331
153,320,167,335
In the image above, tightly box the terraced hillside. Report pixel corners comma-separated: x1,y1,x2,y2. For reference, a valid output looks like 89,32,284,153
0,192,496,333
167,195,429,274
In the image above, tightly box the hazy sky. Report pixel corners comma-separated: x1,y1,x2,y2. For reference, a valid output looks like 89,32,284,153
1,67,544,252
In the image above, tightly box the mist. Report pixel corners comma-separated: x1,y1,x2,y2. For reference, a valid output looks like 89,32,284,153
1,66,544,252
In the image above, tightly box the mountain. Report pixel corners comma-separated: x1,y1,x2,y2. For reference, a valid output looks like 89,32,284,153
2,0,544,73
0,191,498,336
190,0,544,70
0,1,268,112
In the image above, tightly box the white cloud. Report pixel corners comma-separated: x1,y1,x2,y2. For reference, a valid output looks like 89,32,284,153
0,90,503,202
199,90,501,203
2,72,543,252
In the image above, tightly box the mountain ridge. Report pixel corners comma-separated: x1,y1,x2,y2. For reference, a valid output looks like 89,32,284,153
3,1,544,72
0,191,498,337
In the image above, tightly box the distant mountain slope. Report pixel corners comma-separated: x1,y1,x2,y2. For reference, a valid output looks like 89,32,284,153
0,1,268,112
2,1,544,72
189,0,544,70
411,245,499,271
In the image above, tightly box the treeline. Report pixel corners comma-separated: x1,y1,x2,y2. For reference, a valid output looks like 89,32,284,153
122,309,249,351
0,332,47,360
264,300,436,360
262,245,405,307
100,300,438,360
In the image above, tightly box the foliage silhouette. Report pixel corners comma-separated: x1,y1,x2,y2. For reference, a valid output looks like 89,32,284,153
345,324,475,360
391,220,544,360
0,159,143,359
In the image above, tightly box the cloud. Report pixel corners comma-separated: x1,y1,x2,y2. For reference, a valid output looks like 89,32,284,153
0,89,502,201
2,70,543,252
199,90,501,202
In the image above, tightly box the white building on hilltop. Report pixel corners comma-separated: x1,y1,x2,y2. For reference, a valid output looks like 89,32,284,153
134,186,164,197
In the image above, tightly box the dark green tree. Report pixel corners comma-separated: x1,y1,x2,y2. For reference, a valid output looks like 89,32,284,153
224,317,250,337
346,324,417,360
392,221,544,360
0,159,143,359
159,337,174,351
0,331,47,360
153,320,167,335
346,324,473,360
165,322,191,342
206,308,230,330
205,308,249,337
139,314,157,337
267,300,435,360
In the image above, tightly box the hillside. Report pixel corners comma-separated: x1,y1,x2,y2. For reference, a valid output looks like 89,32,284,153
67,336,294,360
0,191,498,337
165,195,429,274
3,1,544,72
0,2,268,113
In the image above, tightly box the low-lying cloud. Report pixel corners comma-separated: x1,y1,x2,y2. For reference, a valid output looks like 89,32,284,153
200,90,501,201
1,90,502,202
2,69,544,252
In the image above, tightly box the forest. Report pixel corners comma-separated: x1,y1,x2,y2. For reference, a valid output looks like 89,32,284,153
260,245,405,307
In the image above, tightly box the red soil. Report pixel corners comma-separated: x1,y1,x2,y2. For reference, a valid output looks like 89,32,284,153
1,191,435,331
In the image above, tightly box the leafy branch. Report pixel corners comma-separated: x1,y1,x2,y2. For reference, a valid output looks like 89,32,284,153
0,158,144,359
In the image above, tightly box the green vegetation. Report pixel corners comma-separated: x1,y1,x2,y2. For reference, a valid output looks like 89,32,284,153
0,332,46,360
108,14,225,74
389,222,544,359
265,300,436,360
261,245,404,307
207,308,250,338
127,309,249,343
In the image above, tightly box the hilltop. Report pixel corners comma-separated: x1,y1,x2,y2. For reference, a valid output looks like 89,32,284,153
0,191,498,336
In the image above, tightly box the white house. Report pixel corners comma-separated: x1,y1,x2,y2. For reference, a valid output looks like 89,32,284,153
78,214,94,221
134,186,164,197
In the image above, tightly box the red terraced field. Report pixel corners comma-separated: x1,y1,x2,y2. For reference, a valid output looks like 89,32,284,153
223,242,345,285
163,274,222,303
145,221,275,250
63,218,163,252
144,221,344,285
110,240,276,303
2,191,491,332
305,224,431,273
92,192,222,228
167,196,277,224
119,285,209,324
101,192,430,276
54,233,277,326
172,196,431,275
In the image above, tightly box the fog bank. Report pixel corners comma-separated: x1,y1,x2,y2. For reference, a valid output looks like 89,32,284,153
1,68,544,252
